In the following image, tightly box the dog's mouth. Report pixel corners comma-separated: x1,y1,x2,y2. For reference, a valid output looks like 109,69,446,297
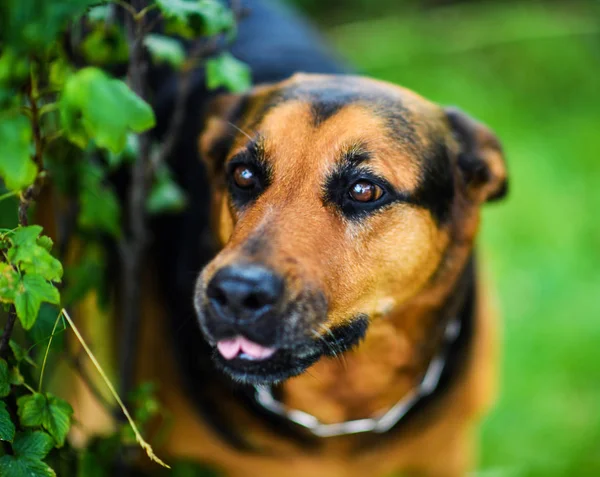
207,316,370,385
210,336,322,385
217,336,277,361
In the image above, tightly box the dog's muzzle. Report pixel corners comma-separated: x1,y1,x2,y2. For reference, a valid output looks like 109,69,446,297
195,262,334,384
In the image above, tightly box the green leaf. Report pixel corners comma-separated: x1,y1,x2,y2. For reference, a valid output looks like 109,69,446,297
0,262,19,303
206,53,251,93
13,431,54,460
144,34,186,69
0,401,15,442
14,275,60,330
158,0,234,38
0,48,30,87
9,225,42,247
78,162,121,237
42,394,73,448
49,57,74,89
0,359,10,397
87,5,110,22
9,366,25,386
0,0,97,52
147,166,187,215
17,393,73,447
59,67,155,153
36,236,53,252
106,134,138,170
0,454,55,477
7,227,63,283
17,393,45,427
9,340,36,367
0,115,37,191
81,25,129,66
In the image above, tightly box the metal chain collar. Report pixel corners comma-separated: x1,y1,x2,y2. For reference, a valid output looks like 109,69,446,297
253,318,462,438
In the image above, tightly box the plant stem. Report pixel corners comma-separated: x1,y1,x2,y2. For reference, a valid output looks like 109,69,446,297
118,0,150,411
0,311,17,358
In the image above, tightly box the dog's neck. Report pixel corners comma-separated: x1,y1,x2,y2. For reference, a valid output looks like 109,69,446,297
279,250,475,426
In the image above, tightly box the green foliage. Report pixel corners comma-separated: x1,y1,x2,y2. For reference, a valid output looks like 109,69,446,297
80,25,129,67
9,340,37,367
144,34,186,69
147,165,187,215
0,0,249,474
0,116,37,191
0,49,30,87
0,431,57,476
157,0,234,38
14,275,61,330
77,162,122,237
7,226,63,282
17,393,73,447
106,134,139,170
13,431,55,460
0,359,11,397
206,52,251,92
0,401,16,442
0,0,96,51
0,454,56,477
60,67,156,153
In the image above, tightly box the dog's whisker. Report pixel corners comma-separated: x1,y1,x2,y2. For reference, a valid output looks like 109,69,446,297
311,329,338,359
227,121,254,142
317,324,347,370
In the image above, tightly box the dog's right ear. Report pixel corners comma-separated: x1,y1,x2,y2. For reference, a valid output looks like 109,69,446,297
445,107,508,203
199,94,247,176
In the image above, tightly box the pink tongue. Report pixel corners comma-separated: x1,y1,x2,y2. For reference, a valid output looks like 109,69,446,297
216,336,276,360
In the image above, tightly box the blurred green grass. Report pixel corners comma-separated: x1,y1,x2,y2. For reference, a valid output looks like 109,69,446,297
293,1,600,475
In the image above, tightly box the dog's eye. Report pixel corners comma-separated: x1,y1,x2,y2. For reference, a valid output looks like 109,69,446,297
349,181,383,202
232,165,257,189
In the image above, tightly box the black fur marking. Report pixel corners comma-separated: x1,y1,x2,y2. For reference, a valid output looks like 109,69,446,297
487,179,508,202
310,98,346,126
343,145,371,166
446,107,507,202
412,139,456,224
256,79,418,148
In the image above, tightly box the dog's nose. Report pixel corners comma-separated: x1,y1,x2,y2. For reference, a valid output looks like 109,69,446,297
206,265,283,323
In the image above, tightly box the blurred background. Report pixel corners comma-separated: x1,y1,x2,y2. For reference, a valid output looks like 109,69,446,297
280,0,600,475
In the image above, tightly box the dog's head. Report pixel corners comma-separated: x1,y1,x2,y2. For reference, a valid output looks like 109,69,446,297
194,74,507,385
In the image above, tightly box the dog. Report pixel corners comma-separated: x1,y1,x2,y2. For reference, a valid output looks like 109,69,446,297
72,2,507,476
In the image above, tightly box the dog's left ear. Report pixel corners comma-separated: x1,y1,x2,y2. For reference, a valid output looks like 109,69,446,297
199,94,246,176
445,107,508,202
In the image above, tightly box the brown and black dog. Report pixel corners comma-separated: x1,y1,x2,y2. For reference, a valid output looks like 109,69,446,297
67,4,507,476
126,73,507,477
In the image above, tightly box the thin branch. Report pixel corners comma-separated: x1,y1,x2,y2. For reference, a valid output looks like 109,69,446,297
62,309,169,468
0,80,47,355
0,311,17,358
118,0,151,411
